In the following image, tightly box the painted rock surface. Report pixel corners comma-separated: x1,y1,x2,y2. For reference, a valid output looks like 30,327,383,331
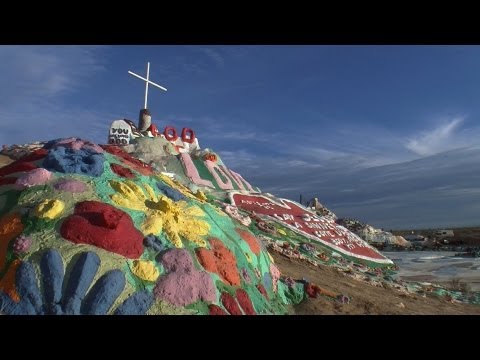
0,138,306,315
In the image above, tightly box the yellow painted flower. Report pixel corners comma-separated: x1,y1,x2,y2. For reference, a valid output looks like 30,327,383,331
130,260,160,281
277,229,287,236
195,190,207,202
109,180,210,248
34,199,64,219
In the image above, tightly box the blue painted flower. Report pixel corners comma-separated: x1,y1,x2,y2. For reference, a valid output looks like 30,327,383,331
43,146,104,177
263,272,272,291
143,234,166,252
0,249,153,315
156,182,186,202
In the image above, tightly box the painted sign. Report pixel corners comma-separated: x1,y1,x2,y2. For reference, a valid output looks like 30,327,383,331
229,192,392,264
109,120,133,145
106,120,255,190
180,153,256,192
107,121,201,154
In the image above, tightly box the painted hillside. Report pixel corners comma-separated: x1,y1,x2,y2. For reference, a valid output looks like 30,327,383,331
0,133,400,315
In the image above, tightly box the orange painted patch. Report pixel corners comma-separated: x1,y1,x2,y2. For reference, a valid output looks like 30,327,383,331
235,229,261,255
0,259,21,303
196,238,241,286
0,213,24,271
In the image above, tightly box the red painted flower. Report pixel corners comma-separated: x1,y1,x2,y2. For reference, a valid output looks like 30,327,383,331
256,283,269,300
100,145,153,176
0,148,47,177
209,289,256,315
60,201,144,258
110,163,136,178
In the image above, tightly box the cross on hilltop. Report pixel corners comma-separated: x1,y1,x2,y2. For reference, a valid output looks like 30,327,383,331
128,62,167,110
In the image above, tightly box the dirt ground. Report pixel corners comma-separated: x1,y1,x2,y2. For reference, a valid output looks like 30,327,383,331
271,252,480,315
0,155,12,167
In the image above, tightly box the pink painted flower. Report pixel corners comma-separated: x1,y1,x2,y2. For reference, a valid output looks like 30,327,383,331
12,235,33,254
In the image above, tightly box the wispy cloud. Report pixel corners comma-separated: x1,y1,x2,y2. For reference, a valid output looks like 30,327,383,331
216,149,260,170
0,46,105,104
0,46,108,145
198,113,480,229
405,117,473,156
286,160,309,167
199,47,225,68
261,120,417,168
0,104,110,145
163,113,281,143
291,146,350,161
204,81,265,95
183,46,226,69
217,131,259,140
226,145,480,229
221,46,250,59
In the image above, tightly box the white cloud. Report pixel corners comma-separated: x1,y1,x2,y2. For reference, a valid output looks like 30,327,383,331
183,46,226,69
0,104,110,146
405,117,465,156
272,121,416,168
0,46,108,145
199,47,225,68
216,149,258,169
286,160,309,167
228,146,480,229
0,46,105,103
163,113,281,144
222,46,250,58
204,81,265,95
295,146,349,160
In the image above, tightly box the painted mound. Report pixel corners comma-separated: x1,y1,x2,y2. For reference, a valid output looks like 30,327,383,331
133,139,392,266
0,138,304,315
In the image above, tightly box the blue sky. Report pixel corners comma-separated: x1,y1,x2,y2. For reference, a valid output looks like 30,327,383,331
2,45,480,229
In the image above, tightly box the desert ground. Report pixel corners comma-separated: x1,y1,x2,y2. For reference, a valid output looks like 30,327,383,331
272,252,480,315
0,155,12,167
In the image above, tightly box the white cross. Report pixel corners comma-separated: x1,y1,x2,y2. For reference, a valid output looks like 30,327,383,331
128,62,167,109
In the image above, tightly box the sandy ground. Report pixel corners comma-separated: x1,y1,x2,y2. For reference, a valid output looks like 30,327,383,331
271,252,480,315
0,155,13,167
